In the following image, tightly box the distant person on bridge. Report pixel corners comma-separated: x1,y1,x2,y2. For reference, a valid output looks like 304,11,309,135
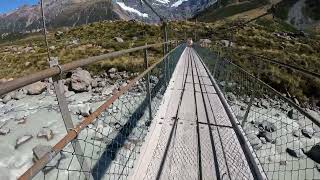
187,38,193,47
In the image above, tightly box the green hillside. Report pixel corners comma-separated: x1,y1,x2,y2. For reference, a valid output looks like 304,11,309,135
207,18,320,106
193,0,269,22
0,18,319,106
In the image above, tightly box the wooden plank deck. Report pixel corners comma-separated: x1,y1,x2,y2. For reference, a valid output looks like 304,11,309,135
129,47,255,180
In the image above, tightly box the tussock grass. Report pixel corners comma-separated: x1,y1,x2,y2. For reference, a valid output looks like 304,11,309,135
0,19,319,106
210,18,320,106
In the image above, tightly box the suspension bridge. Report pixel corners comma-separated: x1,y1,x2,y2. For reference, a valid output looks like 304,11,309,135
0,40,318,180
0,1,320,180
130,47,262,180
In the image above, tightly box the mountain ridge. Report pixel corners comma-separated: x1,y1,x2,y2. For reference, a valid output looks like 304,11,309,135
0,0,217,34
1,0,319,36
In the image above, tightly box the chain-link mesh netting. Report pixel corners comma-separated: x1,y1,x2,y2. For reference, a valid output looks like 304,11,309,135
25,44,184,180
191,48,255,180
141,47,256,180
195,45,320,180
0,0,189,179
0,0,185,178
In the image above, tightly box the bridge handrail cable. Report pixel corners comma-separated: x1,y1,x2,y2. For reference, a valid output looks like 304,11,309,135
0,42,174,96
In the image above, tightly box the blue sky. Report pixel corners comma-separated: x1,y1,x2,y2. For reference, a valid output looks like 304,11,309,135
0,0,38,14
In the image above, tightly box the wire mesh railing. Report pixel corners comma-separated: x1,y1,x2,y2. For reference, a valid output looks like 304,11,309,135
13,43,185,180
14,45,184,179
194,45,320,180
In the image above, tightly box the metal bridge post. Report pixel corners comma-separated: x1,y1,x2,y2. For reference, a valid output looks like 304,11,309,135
223,61,231,94
167,52,171,79
39,1,92,178
212,45,223,79
168,42,173,78
242,57,261,127
144,46,152,121
241,89,255,127
49,60,93,180
163,22,169,86
212,55,221,78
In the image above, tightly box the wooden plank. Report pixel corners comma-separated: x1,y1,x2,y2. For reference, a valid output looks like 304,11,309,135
203,93,233,126
199,76,213,85
211,126,254,180
177,50,196,121
141,122,177,180
203,84,216,94
186,75,193,83
160,123,199,180
209,126,231,179
164,90,182,120
172,77,185,91
178,90,196,121
191,49,209,77
196,92,207,124
131,48,189,180
199,124,218,179
174,50,189,76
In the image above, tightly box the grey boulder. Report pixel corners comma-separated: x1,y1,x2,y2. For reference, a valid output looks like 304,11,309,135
114,37,124,43
150,75,159,84
2,94,12,103
286,148,306,158
258,120,277,132
0,127,10,135
25,81,47,95
71,68,92,92
247,133,262,150
257,130,274,143
91,79,98,88
287,109,298,120
227,93,236,102
13,89,26,100
108,67,118,74
301,127,314,139
102,85,116,96
78,104,92,117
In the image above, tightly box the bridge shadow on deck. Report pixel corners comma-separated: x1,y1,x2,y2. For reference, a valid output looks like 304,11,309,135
91,77,166,180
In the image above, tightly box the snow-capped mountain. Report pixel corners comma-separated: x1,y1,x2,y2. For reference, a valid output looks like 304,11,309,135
0,0,217,34
116,0,217,21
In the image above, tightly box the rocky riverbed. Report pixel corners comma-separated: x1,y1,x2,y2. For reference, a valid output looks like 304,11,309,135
0,67,162,180
224,87,320,179
1,67,319,179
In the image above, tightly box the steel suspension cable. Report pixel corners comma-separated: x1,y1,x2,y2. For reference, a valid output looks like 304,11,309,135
203,2,320,79
233,50,320,79
40,0,52,62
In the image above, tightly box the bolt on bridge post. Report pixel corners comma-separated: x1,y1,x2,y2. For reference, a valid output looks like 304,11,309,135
144,45,152,121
